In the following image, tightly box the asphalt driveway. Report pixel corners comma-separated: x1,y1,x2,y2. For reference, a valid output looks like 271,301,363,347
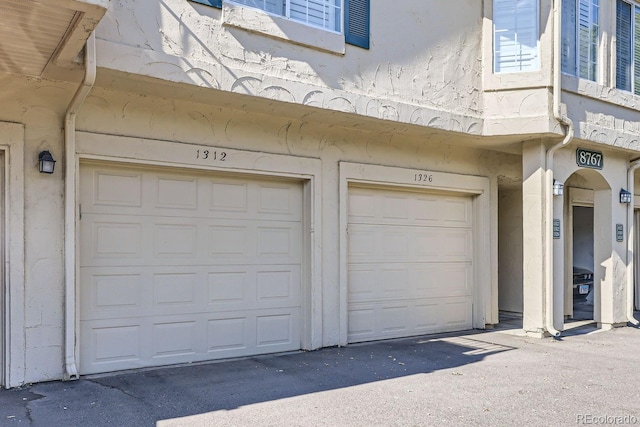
2,323,640,426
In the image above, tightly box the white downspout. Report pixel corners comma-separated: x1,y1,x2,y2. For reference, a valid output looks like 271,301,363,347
64,32,97,380
545,0,574,337
626,159,640,325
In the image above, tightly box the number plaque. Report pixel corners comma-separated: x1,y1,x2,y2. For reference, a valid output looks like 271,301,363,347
576,148,603,170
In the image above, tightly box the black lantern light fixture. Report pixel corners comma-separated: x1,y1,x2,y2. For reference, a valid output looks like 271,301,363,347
620,188,632,204
38,150,56,174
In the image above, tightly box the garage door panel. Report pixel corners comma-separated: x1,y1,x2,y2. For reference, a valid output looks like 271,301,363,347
154,224,198,258
348,225,472,263
348,263,472,303
208,317,249,352
80,163,303,374
414,229,473,259
347,186,473,343
91,169,143,208
379,268,410,297
81,216,302,267
346,308,375,340
82,265,301,320
410,264,473,297
82,321,143,366
152,321,198,358
80,269,147,317
81,167,303,221
348,187,472,228
380,305,410,333
256,313,296,347
441,299,473,327
155,176,198,209
86,221,143,259
152,272,198,306
347,266,377,301
414,302,440,330
381,195,410,220
348,297,471,342
81,308,301,374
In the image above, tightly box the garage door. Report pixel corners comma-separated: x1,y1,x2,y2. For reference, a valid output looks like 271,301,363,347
347,185,473,343
79,162,303,374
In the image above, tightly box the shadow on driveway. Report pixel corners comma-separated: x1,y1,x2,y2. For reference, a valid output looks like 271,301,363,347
0,331,514,426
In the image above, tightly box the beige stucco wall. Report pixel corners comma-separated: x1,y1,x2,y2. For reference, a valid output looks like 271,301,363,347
498,188,523,313
93,0,486,136
0,75,79,383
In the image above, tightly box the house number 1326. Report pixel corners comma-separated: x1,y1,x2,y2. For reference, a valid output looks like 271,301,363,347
415,172,433,182
196,149,226,161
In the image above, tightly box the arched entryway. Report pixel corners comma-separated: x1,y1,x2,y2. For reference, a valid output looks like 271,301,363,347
562,169,612,326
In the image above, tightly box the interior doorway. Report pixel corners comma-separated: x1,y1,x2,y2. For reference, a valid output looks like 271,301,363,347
571,206,594,321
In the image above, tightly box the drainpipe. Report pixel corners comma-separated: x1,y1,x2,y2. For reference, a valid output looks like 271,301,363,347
544,0,575,337
63,32,97,380
626,159,640,325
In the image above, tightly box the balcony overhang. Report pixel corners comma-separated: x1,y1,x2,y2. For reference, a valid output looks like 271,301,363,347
0,0,108,80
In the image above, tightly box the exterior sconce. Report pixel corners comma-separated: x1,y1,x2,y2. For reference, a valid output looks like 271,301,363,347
38,150,56,174
552,179,564,196
620,189,632,204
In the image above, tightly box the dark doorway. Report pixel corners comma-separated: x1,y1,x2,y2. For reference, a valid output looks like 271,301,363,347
572,206,594,320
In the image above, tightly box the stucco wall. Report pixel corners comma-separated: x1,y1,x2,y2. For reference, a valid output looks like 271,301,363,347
93,0,484,134
0,74,79,382
498,188,523,314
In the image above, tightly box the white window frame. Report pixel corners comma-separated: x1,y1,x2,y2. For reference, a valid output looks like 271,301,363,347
222,1,346,54
493,0,540,74
616,0,640,94
230,0,342,33
562,0,599,81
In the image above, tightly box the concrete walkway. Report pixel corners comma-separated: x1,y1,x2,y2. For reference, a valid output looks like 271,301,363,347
2,324,640,426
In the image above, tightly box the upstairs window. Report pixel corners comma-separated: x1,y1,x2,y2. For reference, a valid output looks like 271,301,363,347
231,0,342,32
616,0,640,94
493,0,540,73
562,0,599,81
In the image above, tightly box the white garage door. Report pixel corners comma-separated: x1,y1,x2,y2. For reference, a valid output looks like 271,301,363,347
347,185,473,343
79,162,303,374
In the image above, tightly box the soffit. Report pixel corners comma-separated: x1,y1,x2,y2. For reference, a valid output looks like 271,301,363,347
0,0,108,79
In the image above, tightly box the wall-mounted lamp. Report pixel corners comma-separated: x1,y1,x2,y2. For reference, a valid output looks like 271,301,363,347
38,150,56,174
620,189,632,204
552,179,564,196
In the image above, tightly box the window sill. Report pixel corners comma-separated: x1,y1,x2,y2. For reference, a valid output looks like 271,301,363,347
222,2,345,55
561,74,640,111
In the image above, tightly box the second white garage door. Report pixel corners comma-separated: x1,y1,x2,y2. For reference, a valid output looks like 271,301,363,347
347,185,473,343
79,162,303,374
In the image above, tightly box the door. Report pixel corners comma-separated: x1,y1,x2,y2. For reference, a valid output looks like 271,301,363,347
347,185,473,343
79,162,304,374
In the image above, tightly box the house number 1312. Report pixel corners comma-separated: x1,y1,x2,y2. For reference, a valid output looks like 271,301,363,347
196,149,226,161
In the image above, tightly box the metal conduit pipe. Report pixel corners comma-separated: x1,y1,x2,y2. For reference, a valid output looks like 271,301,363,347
64,32,97,380
545,0,575,337
626,159,640,325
